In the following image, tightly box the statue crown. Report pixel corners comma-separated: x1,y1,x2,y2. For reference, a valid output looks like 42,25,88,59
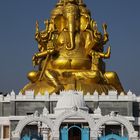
58,0,84,5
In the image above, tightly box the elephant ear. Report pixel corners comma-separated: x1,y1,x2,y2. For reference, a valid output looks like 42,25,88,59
54,15,67,33
80,15,90,31
90,19,97,31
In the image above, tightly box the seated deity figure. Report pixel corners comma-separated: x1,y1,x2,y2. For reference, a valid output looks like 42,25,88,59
21,0,125,95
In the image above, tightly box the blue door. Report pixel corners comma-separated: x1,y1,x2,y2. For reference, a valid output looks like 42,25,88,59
60,126,89,140
81,128,89,140
61,127,68,140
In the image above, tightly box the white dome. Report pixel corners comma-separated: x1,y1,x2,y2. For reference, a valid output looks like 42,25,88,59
54,90,88,115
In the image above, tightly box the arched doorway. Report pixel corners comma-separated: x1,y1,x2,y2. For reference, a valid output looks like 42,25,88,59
54,109,95,140
12,115,53,140
69,125,81,140
60,125,89,140
21,123,43,140
93,112,138,139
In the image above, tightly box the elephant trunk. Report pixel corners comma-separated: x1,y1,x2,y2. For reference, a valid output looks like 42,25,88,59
66,14,75,50
64,3,78,50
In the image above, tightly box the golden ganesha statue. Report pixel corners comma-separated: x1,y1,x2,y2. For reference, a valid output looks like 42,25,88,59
21,0,124,95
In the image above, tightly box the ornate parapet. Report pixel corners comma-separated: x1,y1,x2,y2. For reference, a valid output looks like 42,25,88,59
84,90,137,102
0,90,138,103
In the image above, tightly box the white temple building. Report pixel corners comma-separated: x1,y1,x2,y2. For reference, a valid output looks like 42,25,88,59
0,90,140,140
0,0,140,140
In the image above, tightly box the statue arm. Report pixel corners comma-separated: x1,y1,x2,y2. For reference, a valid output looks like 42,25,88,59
33,46,55,58
98,46,111,59
32,51,48,66
32,46,55,66
93,23,109,45
35,20,50,46
34,51,48,59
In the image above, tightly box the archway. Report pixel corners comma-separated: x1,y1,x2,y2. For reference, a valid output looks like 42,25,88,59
53,109,95,140
60,125,89,140
93,113,138,139
12,115,53,140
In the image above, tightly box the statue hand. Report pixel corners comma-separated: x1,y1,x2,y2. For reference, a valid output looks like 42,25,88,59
44,19,49,31
102,23,107,33
105,46,111,58
35,32,40,41
102,23,109,44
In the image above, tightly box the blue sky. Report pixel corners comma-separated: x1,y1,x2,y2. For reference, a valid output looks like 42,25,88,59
0,0,140,94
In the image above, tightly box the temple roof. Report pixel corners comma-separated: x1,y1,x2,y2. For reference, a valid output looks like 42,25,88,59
55,91,88,114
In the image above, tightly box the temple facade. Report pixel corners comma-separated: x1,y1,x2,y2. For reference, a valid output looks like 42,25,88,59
0,90,140,140
0,0,140,140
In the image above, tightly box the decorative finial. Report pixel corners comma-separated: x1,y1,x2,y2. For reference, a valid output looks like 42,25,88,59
34,111,39,117
94,106,102,115
42,107,49,116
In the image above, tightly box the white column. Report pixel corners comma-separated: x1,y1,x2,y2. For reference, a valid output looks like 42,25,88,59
42,128,50,140
103,125,105,136
1,125,3,140
0,125,2,140
38,122,41,136
90,137,98,140
121,124,124,137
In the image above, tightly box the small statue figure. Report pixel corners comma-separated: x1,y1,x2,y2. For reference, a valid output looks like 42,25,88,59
89,46,111,71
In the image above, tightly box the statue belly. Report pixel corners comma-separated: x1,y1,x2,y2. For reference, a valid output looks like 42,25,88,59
50,57,91,70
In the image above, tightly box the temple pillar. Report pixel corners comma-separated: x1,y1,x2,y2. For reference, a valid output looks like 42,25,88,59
121,124,124,137
103,125,105,136
52,131,59,140
52,137,59,140
129,137,139,140
90,130,98,140
42,128,50,140
90,137,98,140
